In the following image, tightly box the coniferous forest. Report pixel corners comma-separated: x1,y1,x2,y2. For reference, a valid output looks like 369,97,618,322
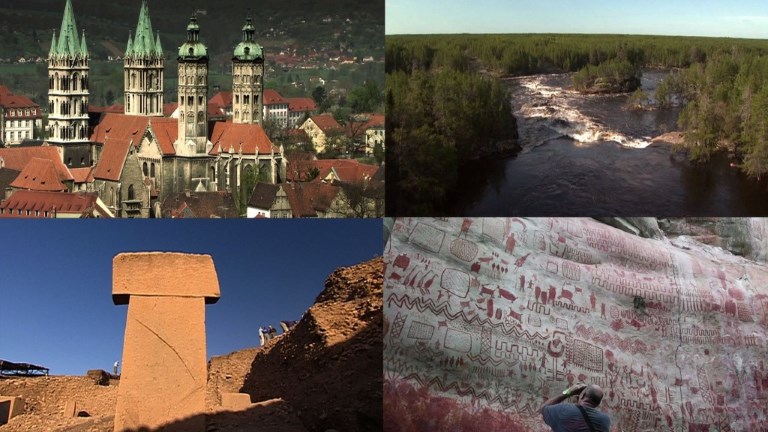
386,34,768,215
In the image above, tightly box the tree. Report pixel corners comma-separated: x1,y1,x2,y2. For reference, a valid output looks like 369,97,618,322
373,141,384,165
348,80,383,113
312,86,326,109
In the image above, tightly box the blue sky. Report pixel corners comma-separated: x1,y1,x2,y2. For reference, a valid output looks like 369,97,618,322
0,219,381,376
386,0,768,38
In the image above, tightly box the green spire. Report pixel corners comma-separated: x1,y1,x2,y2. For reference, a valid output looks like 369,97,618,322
49,31,57,57
126,31,133,56
131,0,158,57
80,30,88,57
154,32,163,57
55,0,85,57
233,17,263,61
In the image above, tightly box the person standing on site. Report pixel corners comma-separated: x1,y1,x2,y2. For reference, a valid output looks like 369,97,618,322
538,383,611,432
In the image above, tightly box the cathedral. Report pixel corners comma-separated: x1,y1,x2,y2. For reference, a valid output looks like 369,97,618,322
48,0,285,217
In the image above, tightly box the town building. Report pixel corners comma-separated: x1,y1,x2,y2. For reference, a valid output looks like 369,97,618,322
0,86,42,146
300,114,343,154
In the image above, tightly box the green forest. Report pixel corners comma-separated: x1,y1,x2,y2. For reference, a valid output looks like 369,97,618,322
386,34,768,214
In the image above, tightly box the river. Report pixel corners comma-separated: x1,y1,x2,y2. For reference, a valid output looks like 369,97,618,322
449,70,768,216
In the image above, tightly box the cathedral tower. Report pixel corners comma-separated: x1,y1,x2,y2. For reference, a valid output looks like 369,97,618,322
232,18,264,125
124,0,164,117
48,0,90,166
176,15,210,156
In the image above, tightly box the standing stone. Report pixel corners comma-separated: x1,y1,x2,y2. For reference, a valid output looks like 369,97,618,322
113,252,220,432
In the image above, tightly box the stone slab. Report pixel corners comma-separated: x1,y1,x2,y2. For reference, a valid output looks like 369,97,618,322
64,400,77,418
114,296,207,432
112,252,220,304
0,396,24,425
221,392,252,410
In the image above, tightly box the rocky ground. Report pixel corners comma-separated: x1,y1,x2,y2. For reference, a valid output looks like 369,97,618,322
0,257,383,432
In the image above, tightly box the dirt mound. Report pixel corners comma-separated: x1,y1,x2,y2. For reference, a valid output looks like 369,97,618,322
0,376,118,432
239,257,383,432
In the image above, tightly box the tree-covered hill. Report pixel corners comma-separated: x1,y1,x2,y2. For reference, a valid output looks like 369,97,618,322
0,0,383,61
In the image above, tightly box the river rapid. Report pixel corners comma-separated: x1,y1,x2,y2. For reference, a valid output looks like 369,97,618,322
449,70,768,216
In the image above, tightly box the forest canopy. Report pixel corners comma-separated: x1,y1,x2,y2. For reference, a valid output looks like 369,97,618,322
386,34,768,214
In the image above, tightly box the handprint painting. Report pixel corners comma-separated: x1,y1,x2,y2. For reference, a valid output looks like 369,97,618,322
384,218,768,431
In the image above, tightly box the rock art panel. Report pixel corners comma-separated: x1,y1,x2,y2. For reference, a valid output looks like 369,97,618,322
384,218,768,432
113,252,220,432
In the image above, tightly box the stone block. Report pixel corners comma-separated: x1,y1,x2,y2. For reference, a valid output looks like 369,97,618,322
0,396,24,425
114,296,208,432
112,252,220,304
64,400,77,418
221,392,252,410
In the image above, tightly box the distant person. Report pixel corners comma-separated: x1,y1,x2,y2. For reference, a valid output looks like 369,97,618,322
113,361,119,375
538,383,611,432
258,326,266,346
268,325,277,339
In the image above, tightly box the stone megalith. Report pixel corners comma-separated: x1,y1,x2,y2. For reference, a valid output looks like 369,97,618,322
112,252,220,432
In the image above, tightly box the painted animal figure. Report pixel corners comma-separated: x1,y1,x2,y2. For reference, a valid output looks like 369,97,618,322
394,254,410,270
558,287,575,303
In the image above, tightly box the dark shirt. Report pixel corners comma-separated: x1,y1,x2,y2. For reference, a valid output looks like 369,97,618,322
542,403,611,432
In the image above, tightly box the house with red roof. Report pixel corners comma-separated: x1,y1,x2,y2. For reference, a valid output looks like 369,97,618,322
287,97,317,128
263,89,289,128
0,190,113,218
0,86,42,146
300,114,343,154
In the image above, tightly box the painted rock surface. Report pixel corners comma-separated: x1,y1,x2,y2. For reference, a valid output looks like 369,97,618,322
384,218,768,432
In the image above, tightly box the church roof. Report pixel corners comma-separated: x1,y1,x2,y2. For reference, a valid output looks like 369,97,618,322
91,113,177,156
209,122,278,156
126,0,162,58
161,191,236,218
51,0,88,59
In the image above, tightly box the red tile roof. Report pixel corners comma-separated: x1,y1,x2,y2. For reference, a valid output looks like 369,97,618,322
282,182,339,217
10,158,69,192
0,87,41,117
148,118,178,155
288,97,317,113
209,122,278,156
0,147,72,181
90,113,150,145
163,103,179,117
93,138,131,182
309,114,342,133
70,166,95,183
0,191,105,218
208,102,226,118
209,91,233,109
91,113,177,159
264,89,287,105
287,158,378,184
160,191,237,218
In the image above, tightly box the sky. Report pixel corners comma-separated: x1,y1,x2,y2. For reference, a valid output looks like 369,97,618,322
386,0,768,39
0,219,382,376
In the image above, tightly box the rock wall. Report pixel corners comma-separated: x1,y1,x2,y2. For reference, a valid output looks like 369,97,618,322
383,218,768,432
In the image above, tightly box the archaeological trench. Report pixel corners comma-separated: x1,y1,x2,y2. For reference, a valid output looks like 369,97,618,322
383,218,768,431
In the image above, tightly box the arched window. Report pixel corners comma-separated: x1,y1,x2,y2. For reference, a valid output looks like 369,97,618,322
127,184,135,200
210,166,216,182
197,111,204,135
131,73,136,89
73,73,79,91
143,162,148,176
54,73,59,90
187,111,194,136
150,163,155,178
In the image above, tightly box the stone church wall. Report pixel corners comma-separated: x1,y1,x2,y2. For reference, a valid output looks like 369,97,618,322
384,218,768,431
